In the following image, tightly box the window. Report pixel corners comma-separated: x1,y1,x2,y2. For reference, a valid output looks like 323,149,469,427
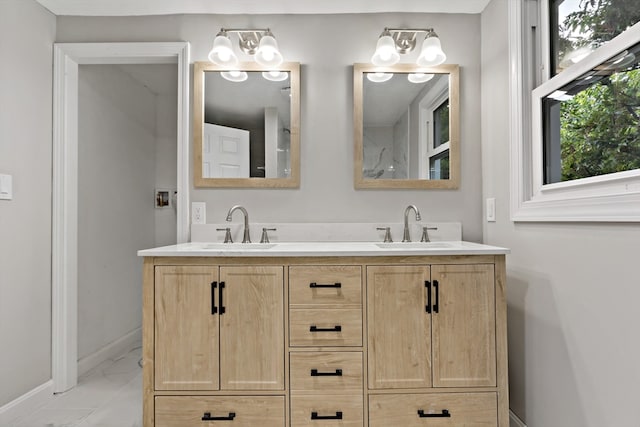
419,77,450,180
509,0,640,221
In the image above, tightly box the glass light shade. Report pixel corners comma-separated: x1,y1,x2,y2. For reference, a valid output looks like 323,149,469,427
255,35,284,67
407,73,435,83
366,72,393,83
262,71,289,82
416,35,446,67
371,35,400,66
220,70,248,82
208,34,239,66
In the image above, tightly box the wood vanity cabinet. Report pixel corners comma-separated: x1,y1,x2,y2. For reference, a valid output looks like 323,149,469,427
142,255,508,427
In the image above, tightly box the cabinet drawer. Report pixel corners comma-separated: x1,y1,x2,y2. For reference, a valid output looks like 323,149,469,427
155,396,285,427
289,266,362,307
291,394,363,427
290,352,363,393
368,392,497,427
290,309,362,347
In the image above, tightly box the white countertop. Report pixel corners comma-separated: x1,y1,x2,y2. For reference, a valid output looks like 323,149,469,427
137,241,509,257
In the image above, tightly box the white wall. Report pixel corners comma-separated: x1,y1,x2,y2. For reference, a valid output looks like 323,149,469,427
155,91,178,247
481,1,640,426
77,65,157,360
56,12,484,241
0,0,55,407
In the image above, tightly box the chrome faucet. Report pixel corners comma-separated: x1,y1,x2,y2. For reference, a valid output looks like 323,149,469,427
402,205,422,242
226,205,251,243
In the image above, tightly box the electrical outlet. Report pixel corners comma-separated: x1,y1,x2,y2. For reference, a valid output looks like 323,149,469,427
191,202,206,225
486,198,496,222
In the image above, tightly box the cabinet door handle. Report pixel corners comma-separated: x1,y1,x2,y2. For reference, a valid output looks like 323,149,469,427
425,281,431,314
211,282,218,315
433,280,439,313
309,325,342,332
311,411,343,420
418,409,450,418
202,411,236,421
219,281,226,315
310,368,343,377
309,282,342,288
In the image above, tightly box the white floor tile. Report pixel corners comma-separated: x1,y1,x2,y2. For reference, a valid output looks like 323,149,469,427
11,344,142,427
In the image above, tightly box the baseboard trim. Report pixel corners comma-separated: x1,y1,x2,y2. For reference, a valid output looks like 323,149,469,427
78,327,142,376
510,409,527,427
0,380,54,425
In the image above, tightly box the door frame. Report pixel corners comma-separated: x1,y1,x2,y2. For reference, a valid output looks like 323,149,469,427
52,42,190,393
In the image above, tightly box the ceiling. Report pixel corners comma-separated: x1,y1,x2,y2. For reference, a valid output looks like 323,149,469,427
34,0,491,16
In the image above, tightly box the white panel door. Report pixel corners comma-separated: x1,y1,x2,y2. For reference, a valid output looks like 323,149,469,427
203,123,250,178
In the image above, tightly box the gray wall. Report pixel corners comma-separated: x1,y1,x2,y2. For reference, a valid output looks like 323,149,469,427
77,65,159,360
481,1,640,426
56,12,484,241
0,0,56,407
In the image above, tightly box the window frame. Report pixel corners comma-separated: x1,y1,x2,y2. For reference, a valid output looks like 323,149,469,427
509,1,640,222
419,77,450,180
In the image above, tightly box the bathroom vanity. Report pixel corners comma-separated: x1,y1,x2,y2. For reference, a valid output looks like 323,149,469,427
139,241,509,427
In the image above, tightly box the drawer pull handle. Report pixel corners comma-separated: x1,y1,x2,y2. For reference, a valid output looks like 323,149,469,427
310,282,342,288
310,368,343,377
433,280,439,313
211,282,218,315
311,411,343,420
219,281,226,315
202,412,236,421
425,281,431,314
310,325,342,332
417,409,451,418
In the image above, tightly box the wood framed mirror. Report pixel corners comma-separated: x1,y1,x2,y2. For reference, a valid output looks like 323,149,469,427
354,63,459,189
193,61,300,188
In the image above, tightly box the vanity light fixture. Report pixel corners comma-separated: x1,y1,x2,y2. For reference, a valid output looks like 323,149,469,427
407,73,434,83
371,28,447,67
366,72,393,83
220,70,248,82
208,28,284,68
262,70,289,82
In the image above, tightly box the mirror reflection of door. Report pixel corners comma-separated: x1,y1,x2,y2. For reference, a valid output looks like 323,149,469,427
203,123,250,178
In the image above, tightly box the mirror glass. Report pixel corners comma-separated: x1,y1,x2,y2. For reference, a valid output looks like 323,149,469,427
193,62,300,188
354,64,459,189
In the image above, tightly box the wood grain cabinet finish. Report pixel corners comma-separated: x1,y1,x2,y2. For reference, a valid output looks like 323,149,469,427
144,255,507,426
154,265,284,392
155,396,285,427
369,393,497,427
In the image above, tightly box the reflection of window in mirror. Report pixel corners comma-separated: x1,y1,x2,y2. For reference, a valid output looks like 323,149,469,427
417,74,450,179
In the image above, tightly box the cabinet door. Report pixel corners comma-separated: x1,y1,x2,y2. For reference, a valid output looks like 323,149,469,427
367,265,431,389
431,264,496,387
219,266,284,390
155,266,219,391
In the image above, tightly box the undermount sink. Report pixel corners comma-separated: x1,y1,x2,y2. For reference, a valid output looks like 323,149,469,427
201,243,277,250
375,242,454,249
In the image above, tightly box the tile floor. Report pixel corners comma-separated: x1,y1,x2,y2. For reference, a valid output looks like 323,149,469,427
10,344,142,427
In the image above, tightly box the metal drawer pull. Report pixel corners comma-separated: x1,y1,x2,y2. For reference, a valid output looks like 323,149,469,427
309,282,342,288
211,282,218,315
310,368,343,377
311,411,343,420
417,409,451,418
309,325,342,332
219,281,226,315
202,412,236,421
433,280,439,313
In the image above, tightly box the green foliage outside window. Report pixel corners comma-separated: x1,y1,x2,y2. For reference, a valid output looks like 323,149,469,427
560,68,640,180
553,0,640,181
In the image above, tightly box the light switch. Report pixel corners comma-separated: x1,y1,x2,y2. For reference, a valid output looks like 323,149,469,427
0,174,12,200
486,198,496,222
